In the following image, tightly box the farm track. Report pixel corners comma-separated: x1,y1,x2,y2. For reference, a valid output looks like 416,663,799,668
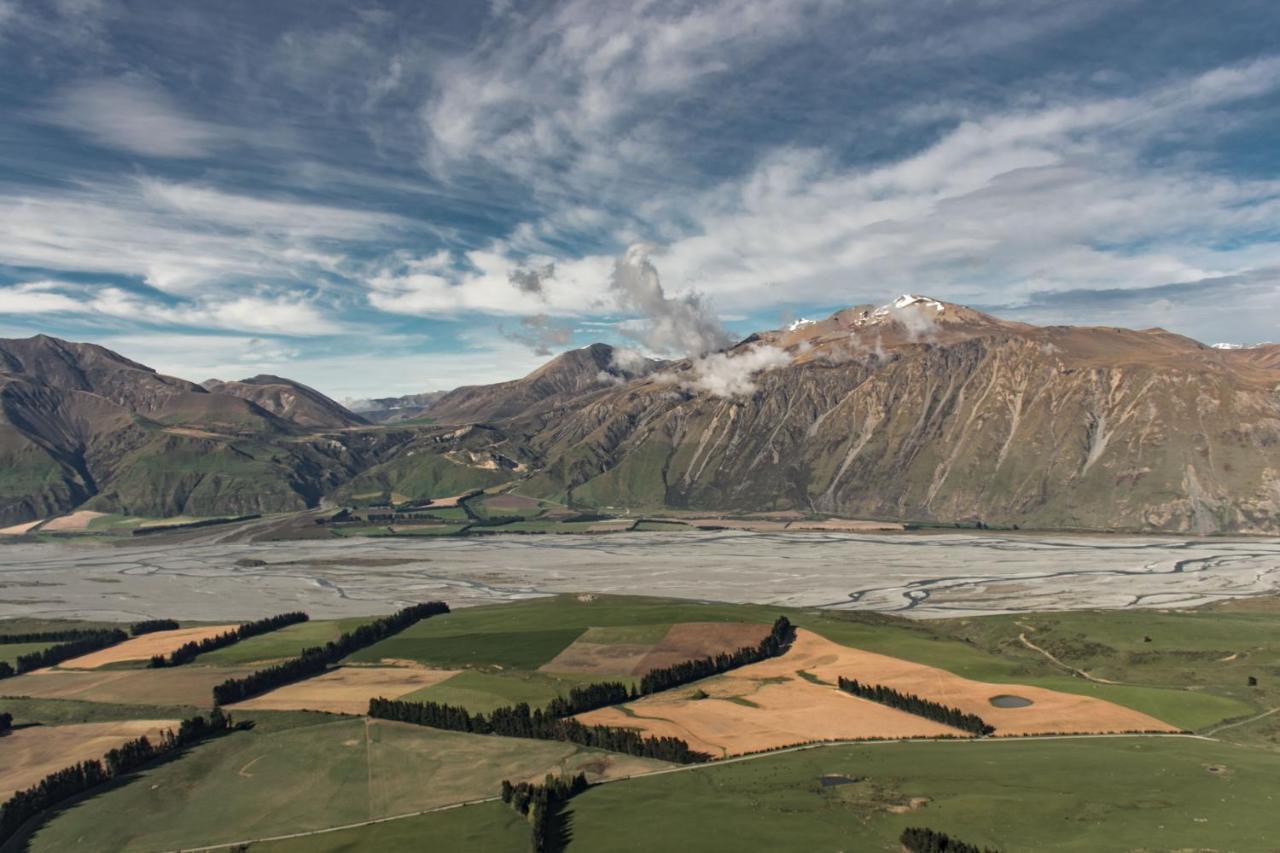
166,731,1219,852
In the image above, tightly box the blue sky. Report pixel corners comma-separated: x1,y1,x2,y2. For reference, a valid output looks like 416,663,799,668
1,0,1279,399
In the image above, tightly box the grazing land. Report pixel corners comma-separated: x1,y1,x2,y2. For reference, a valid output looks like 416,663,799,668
229,665,459,714
21,717,669,853
59,624,240,669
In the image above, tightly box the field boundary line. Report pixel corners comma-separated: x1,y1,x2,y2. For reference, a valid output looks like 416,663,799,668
163,731,1215,852
1201,706,1279,736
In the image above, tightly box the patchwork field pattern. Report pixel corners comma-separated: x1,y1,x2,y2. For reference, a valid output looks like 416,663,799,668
540,621,771,677
60,625,241,669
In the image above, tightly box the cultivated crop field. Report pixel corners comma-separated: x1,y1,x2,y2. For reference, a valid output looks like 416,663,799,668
2,593,1278,851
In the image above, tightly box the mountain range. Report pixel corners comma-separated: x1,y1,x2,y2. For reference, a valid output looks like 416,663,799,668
3,297,1279,534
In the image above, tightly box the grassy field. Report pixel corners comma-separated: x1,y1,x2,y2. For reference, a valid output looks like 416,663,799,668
255,801,527,853
403,670,636,714
567,736,1280,852
24,718,667,852
0,697,199,725
198,617,373,665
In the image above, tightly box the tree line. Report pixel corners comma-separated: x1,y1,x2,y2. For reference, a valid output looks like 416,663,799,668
150,611,309,668
211,602,448,705
0,629,128,679
638,616,796,695
900,826,999,852
501,772,590,853
836,677,995,736
368,696,710,764
0,629,105,645
130,619,179,636
0,709,246,845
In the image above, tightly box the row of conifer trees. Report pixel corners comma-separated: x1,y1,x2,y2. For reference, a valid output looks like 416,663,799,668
836,676,995,735
638,616,796,694
0,628,103,645
501,772,590,853
368,696,710,763
150,611,309,667
0,629,128,679
211,602,449,704
0,710,244,844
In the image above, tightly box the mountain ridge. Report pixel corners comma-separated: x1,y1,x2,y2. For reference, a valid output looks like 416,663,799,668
3,298,1279,534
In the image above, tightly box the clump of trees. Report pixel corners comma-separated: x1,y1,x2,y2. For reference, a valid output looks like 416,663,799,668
211,602,448,705
0,710,245,844
369,697,709,763
639,617,796,695
150,611,309,668
0,711,11,734
837,677,994,736
129,619,180,636
900,826,999,852
501,773,590,853
0,630,128,679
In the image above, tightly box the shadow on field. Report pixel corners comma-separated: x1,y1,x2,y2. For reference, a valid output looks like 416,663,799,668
548,805,575,853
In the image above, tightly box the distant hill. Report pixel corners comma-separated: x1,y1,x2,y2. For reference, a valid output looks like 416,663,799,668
202,375,367,429
4,300,1280,534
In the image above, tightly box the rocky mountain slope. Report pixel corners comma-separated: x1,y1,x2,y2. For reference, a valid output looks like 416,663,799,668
4,300,1280,534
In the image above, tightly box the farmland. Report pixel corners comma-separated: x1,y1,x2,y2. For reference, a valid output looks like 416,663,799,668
2,592,1278,850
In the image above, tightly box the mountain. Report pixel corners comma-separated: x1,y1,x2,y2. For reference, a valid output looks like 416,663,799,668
499,297,1280,534
4,302,1280,534
201,375,367,429
425,343,666,424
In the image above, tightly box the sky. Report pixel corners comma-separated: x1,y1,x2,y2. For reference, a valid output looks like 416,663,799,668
1,0,1279,400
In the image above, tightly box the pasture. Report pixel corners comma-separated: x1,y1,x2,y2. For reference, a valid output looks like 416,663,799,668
23,717,671,852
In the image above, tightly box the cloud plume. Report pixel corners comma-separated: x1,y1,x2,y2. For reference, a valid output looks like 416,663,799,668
610,243,733,357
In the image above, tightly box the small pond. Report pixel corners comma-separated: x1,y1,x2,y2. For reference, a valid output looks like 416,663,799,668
989,694,1034,708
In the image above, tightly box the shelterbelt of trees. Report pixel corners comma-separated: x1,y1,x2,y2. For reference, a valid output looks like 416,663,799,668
501,772,590,853
211,602,449,705
369,695,711,763
0,710,246,845
0,629,108,645
151,612,309,668
837,676,995,736
0,630,128,679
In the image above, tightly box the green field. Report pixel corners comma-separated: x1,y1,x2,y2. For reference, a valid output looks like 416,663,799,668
0,641,57,666
567,736,1280,852
198,617,374,665
24,717,668,852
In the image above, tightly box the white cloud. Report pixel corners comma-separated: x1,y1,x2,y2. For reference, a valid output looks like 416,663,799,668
41,76,226,158
0,281,343,335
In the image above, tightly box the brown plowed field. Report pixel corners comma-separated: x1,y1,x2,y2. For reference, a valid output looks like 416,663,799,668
541,622,772,677
61,625,241,669
228,665,459,714
634,622,772,673
1,720,180,799
576,630,1176,756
